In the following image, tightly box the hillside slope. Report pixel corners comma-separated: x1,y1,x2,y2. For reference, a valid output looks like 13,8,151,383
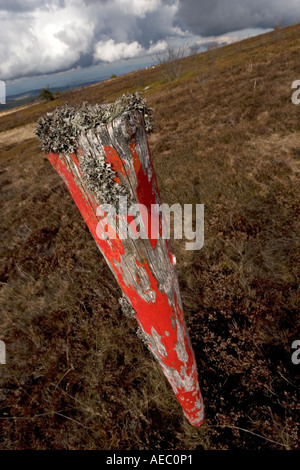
0,24,299,450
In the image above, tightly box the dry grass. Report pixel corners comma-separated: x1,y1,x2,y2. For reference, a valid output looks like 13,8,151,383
0,23,300,450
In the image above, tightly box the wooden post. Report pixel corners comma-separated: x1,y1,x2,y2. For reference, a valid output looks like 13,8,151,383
36,93,204,426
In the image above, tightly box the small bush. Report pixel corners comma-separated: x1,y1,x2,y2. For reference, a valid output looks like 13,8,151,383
38,86,59,102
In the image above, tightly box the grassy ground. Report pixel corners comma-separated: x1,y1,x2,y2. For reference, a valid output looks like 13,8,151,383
0,24,299,450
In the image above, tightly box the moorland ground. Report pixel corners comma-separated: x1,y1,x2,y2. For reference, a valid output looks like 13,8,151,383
0,23,299,450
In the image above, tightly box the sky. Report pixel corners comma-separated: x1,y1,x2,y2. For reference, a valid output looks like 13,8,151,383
1,0,300,97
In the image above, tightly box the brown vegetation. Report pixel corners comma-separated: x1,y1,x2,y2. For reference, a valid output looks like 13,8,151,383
0,23,299,449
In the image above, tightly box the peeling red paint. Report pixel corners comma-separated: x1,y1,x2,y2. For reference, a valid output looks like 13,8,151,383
129,142,160,249
104,145,126,184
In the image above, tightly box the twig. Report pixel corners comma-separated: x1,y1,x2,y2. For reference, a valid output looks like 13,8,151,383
214,424,289,448
0,409,71,420
54,412,91,429
53,366,74,390
277,369,297,388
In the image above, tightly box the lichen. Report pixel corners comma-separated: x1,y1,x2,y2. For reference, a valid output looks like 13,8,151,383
36,104,79,154
36,92,154,154
119,295,136,319
77,134,130,205
136,326,152,346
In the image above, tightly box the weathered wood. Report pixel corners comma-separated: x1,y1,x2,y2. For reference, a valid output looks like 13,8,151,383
36,93,204,426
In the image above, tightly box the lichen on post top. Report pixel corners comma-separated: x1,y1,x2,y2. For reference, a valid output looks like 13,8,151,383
36,92,154,153
36,92,154,206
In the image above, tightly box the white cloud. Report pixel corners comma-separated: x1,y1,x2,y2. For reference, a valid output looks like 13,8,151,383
0,0,182,79
94,39,143,62
148,40,168,54
115,0,161,18
0,4,96,79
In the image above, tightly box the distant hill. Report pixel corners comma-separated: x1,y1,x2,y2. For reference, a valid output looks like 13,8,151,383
1,80,104,111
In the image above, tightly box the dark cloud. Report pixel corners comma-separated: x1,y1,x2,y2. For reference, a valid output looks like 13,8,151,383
135,10,183,48
177,0,300,36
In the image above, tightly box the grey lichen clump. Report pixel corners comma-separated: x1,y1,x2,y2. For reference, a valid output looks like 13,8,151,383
36,104,79,154
119,295,136,319
36,92,154,154
78,145,129,206
136,326,152,346
119,296,152,347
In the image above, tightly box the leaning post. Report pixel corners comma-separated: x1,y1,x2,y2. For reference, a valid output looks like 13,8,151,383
36,93,204,426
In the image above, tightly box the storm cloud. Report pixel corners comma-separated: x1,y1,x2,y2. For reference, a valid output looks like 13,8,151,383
0,0,181,80
177,0,300,36
0,0,299,81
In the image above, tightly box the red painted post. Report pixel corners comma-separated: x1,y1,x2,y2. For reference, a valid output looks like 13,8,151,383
36,93,204,426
